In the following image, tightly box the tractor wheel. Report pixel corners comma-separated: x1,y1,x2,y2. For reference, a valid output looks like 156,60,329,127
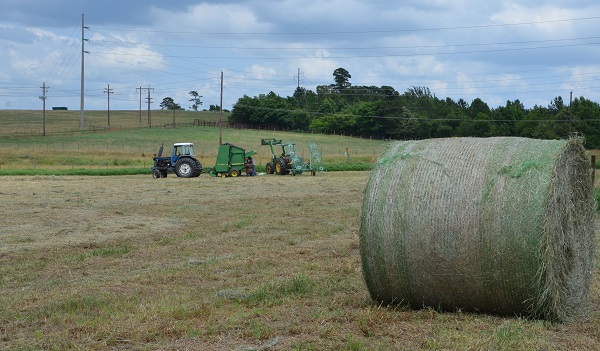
161,170,168,178
266,162,275,174
175,158,194,178
194,160,203,177
276,158,288,175
152,169,161,179
230,169,240,177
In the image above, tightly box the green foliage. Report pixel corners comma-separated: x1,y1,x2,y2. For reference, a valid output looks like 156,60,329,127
229,68,600,148
321,163,373,171
160,97,183,110
188,91,202,111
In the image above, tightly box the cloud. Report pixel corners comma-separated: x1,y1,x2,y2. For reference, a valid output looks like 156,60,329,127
2,0,600,110
150,3,273,37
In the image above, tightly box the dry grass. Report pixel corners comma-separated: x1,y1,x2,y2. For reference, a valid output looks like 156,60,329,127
0,172,598,350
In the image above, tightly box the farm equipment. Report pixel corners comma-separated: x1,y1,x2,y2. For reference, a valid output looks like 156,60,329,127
151,142,256,178
152,142,202,178
207,143,256,177
261,138,323,176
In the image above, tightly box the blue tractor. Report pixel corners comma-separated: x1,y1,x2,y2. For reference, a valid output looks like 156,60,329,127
151,143,203,178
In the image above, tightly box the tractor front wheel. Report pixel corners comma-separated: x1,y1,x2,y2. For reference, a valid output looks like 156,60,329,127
152,169,161,179
266,162,274,174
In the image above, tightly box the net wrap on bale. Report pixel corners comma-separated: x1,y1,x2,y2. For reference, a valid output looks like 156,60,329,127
360,137,596,321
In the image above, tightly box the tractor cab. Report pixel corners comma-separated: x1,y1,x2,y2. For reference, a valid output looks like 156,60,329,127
171,143,195,166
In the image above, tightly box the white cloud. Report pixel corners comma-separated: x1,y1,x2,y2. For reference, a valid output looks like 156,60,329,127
490,3,580,37
1,0,600,110
151,3,272,35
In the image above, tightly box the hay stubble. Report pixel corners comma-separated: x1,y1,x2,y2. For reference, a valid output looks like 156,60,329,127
0,171,598,350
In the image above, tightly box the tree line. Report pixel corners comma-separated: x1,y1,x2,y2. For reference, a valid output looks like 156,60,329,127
160,91,223,112
228,68,600,148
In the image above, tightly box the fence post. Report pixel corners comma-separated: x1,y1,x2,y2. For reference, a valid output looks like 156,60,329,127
592,155,596,185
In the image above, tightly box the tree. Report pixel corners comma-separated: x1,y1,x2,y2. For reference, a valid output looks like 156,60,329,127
189,91,203,111
333,67,351,91
160,97,182,110
389,107,418,139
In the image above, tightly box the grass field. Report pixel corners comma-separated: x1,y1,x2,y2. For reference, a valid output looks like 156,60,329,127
0,172,598,350
0,110,387,173
0,109,224,136
0,110,598,350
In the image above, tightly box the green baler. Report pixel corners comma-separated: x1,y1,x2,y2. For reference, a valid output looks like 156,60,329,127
207,143,256,177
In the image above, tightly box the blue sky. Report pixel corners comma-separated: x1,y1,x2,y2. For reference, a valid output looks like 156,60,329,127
1,0,600,111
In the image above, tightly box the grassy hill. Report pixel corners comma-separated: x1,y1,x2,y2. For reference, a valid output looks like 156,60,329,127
0,109,223,136
0,110,388,174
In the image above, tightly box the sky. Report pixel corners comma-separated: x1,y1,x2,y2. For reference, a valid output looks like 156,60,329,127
1,0,600,112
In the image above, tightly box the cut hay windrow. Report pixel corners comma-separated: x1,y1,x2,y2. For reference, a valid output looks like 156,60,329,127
360,137,596,322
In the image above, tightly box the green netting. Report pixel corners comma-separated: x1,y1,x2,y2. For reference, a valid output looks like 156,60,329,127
360,137,596,322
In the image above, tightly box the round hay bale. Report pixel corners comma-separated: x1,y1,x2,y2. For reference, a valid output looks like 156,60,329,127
360,137,596,321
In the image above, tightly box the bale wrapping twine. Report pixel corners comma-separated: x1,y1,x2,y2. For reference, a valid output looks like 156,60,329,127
360,137,596,321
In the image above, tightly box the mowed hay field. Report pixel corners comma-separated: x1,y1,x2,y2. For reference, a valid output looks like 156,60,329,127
0,172,599,350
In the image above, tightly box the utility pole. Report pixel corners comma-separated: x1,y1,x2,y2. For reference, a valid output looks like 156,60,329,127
294,68,305,107
569,91,573,135
219,71,223,145
295,67,302,88
137,87,154,128
104,84,114,130
145,87,154,128
80,13,89,129
39,82,49,136
136,87,142,125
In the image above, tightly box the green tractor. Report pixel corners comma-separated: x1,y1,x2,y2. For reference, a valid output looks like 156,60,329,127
260,138,323,176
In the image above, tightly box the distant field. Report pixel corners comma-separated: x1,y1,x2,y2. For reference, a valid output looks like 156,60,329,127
0,109,223,136
0,110,387,172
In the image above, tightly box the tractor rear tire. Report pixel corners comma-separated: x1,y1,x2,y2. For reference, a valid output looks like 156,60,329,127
266,162,275,174
192,159,203,177
175,157,202,178
275,158,288,175
175,158,194,178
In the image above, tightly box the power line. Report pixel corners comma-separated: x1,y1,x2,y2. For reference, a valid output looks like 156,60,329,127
92,16,600,35
92,35,600,51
